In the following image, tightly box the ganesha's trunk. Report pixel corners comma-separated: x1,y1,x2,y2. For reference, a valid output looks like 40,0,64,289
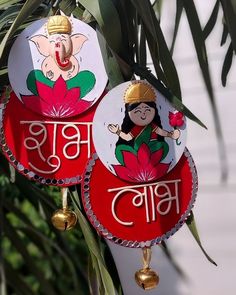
55,42,70,69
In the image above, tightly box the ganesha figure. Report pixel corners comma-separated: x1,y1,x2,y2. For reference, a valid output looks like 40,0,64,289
22,15,96,118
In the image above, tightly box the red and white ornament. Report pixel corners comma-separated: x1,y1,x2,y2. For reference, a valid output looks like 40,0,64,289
82,149,197,247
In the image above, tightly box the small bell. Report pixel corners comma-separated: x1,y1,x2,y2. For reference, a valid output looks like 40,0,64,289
135,247,159,290
51,187,77,231
135,268,159,290
51,207,77,231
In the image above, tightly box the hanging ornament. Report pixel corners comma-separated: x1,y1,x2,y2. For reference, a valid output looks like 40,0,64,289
51,188,77,231
82,79,197,290
7,14,107,118
92,81,187,183
82,149,197,289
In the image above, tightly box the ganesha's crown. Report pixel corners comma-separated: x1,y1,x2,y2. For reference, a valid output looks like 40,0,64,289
47,15,72,35
124,81,156,104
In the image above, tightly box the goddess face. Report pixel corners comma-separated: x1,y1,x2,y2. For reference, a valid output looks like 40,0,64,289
128,102,155,126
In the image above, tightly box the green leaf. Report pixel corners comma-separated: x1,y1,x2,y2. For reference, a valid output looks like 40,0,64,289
97,31,124,88
0,4,23,31
203,0,220,40
3,216,57,295
133,64,207,129
0,0,44,60
87,253,101,295
170,0,184,55
3,196,82,291
138,22,147,68
221,42,234,86
131,0,182,98
69,189,116,295
183,0,228,180
220,23,228,46
4,260,33,295
0,0,19,10
59,0,76,16
220,0,236,52
79,0,123,55
186,211,217,266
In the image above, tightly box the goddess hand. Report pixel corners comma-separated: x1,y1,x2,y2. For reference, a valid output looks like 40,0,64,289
170,129,180,140
108,124,120,134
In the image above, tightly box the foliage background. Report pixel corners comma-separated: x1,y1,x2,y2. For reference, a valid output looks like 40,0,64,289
0,0,235,294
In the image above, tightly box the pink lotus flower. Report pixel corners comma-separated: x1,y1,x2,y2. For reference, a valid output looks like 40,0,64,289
169,111,184,127
113,143,170,183
21,76,92,118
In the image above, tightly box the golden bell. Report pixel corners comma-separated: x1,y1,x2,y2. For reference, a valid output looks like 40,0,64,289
135,268,159,290
51,208,77,231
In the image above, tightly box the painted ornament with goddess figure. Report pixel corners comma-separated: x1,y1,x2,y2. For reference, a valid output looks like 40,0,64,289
93,80,187,183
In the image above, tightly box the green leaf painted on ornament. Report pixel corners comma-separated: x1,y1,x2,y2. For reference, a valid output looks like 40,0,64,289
186,211,217,266
78,0,123,55
0,0,45,60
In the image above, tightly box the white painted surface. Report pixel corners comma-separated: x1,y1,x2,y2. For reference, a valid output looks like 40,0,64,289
108,1,236,294
93,81,187,174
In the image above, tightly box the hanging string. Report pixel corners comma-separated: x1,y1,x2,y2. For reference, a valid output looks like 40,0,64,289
61,187,68,209
142,247,152,269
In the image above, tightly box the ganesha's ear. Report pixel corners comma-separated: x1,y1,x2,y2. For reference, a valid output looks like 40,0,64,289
71,34,88,55
29,35,49,57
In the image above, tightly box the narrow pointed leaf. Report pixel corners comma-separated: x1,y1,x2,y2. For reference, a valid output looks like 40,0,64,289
0,0,19,10
131,0,182,98
69,189,116,295
221,42,234,86
79,0,123,55
59,0,76,15
220,0,236,52
4,260,33,295
3,217,57,295
170,0,184,55
183,0,228,180
0,0,44,60
220,23,228,46
186,211,217,266
133,64,207,128
203,0,220,40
